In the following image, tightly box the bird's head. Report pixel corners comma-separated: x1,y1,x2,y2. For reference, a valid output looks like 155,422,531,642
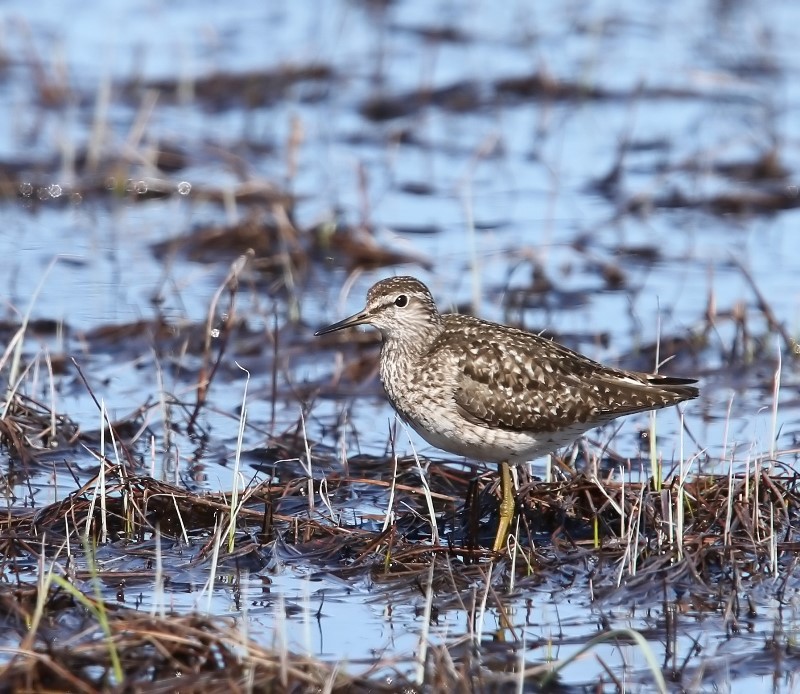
315,276,442,344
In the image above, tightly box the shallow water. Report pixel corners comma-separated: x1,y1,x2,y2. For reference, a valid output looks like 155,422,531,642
1,0,800,690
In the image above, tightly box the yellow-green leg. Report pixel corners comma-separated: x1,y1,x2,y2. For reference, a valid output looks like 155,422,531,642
492,461,514,552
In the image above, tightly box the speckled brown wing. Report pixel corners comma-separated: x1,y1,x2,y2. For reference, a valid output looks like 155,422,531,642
435,316,697,434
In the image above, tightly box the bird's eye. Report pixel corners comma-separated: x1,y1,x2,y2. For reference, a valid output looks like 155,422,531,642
394,294,408,307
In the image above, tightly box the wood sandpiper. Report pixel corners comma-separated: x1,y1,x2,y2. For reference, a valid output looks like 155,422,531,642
316,276,699,552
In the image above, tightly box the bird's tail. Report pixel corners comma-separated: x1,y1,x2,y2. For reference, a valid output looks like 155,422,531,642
644,375,699,403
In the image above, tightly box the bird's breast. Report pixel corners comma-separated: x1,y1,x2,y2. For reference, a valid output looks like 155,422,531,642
380,346,441,417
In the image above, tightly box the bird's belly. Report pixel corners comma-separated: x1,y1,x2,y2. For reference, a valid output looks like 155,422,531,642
402,405,589,464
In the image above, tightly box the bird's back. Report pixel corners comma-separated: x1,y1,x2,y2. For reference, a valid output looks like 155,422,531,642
426,313,697,436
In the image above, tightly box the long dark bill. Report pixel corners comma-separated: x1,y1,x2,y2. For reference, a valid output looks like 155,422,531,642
314,311,371,336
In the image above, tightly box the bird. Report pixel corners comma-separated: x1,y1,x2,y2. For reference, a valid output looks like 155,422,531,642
315,276,698,552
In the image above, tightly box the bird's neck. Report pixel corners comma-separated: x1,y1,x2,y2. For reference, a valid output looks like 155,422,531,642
379,319,442,388
380,315,444,421
382,316,442,359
